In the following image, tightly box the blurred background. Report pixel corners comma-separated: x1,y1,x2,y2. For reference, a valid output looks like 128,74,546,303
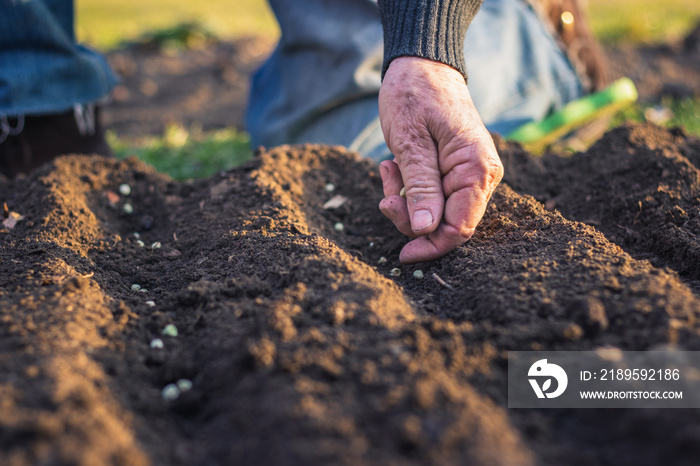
76,0,700,49
74,0,700,179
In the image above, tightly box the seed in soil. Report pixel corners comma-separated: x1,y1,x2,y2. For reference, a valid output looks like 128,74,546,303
131,284,141,291
334,222,344,232
378,256,387,265
123,203,134,214
133,232,140,239
390,268,401,277
325,183,335,192
151,241,162,249
177,379,193,392
136,240,145,247
161,383,180,401
413,270,424,279
323,194,348,210
119,183,132,196
150,338,164,349
145,300,155,307
139,289,148,293
162,324,178,337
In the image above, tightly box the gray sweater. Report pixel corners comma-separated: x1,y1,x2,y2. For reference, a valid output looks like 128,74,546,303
378,0,483,81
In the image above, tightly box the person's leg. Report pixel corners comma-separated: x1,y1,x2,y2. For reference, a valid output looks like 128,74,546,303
248,0,586,162
0,0,116,116
0,0,117,176
246,0,383,151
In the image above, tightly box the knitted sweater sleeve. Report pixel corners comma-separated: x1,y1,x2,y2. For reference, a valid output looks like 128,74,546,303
377,0,483,82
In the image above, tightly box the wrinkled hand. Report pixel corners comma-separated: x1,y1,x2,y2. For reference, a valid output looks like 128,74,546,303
378,57,503,263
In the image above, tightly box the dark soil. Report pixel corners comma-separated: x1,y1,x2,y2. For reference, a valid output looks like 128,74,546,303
103,37,274,137
607,24,700,101
500,123,700,290
2,122,700,465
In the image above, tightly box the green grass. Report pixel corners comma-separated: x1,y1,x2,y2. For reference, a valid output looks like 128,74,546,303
109,125,252,180
588,0,700,45
77,0,278,50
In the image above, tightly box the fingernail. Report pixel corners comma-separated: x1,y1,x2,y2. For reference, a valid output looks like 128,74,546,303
378,163,388,180
412,210,433,231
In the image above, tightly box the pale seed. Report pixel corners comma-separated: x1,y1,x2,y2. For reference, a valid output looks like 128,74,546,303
177,379,193,392
161,383,180,401
162,324,178,337
150,338,164,349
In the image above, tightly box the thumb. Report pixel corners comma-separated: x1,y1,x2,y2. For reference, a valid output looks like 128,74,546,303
395,146,444,235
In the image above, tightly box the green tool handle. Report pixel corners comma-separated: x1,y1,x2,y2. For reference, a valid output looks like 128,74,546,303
506,78,638,151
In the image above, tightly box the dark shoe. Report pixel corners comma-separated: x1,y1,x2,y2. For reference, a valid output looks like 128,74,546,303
534,0,610,92
0,104,112,178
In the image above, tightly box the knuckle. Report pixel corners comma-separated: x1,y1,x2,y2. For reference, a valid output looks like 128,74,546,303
452,152,503,191
404,183,442,203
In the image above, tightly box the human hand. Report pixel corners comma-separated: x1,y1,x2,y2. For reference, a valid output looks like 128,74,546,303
378,57,503,263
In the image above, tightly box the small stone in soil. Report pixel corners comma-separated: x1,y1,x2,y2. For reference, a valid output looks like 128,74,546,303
150,338,164,349
151,241,162,249
390,268,401,277
378,256,387,265
123,203,134,214
413,270,424,279
131,284,141,291
334,222,344,232
145,300,155,307
162,324,178,337
119,183,132,196
138,289,148,293
161,384,180,401
136,240,145,247
325,183,336,192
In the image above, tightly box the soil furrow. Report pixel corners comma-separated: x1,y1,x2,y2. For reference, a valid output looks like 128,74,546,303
2,124,700,466
500,123,700,292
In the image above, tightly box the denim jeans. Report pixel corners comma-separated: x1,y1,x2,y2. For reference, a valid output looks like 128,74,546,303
0,0,117,117
247,0,583,161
